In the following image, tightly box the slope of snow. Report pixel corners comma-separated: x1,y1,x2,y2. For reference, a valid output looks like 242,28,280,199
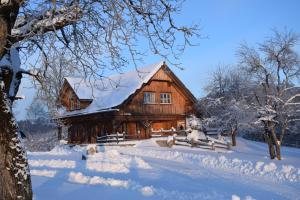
28,138,300,200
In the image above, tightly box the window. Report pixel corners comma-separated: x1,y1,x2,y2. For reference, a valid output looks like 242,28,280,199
77,100,81,110
144,92,155,104
160,93,171,104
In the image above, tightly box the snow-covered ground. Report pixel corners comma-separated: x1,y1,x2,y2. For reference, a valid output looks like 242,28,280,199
28,138,300,200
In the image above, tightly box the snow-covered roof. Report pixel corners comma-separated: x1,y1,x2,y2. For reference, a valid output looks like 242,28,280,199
61,61,164,117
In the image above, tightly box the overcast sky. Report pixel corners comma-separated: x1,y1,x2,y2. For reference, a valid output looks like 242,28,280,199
14,0,300,121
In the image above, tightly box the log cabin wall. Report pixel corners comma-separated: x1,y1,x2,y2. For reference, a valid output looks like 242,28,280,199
122,68,194,115
66,113,185,143
68,119,114,144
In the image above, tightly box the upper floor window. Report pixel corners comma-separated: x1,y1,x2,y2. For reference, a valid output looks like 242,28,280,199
144,92,155,104
160,93,171,104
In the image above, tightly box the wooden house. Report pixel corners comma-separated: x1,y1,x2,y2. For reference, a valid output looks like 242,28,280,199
58,61,196,144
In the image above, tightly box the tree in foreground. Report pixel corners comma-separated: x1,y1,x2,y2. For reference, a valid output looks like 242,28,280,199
237,29,300,160
0,1,199,199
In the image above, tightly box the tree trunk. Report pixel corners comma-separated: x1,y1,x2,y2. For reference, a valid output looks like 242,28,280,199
275,143,281,160
270,126,281,160
264,134,275,159
231,129,237,146
0,6,33,199
0,84,33,200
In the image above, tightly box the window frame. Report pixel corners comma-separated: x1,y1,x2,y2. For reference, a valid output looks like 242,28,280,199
143,92,156,104
160,93,172,104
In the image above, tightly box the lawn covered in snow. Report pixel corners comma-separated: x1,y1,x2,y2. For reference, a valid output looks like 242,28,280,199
28,138,300,200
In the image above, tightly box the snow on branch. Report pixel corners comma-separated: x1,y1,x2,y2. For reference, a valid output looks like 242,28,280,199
281,86,300,93
266,95,284,104
10,5,82,43
255,115,278,124
284,94,300,106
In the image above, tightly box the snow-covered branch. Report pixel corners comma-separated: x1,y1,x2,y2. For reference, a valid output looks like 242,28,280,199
10,5,82,43
284,94,300,106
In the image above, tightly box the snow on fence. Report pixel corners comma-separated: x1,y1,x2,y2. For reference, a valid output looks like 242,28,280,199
174,135,231,150
96,128,231,151
150,127,186,137
171,127,231,150
96,132,126,144
152,128,231,150
204,128,230,136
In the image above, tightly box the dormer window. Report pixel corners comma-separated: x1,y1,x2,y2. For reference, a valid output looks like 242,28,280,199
144,92,155,104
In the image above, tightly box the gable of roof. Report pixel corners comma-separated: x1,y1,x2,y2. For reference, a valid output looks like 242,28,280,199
121,65,197,108
165,67,197,103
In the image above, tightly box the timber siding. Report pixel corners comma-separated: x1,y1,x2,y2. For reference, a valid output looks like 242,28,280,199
123,68,193,115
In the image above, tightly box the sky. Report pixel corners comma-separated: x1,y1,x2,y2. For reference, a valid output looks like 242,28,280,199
14,0,300,120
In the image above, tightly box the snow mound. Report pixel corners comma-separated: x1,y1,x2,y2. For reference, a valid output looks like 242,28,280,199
31,169,57,177
87,161,129,174
263,162,277,173
244,196,256,200
86,149,152,173
201,156,300,182
232,194,240,200
187,130,207,141
134,157,152,169
68,172,129,188
140,186,155,196
120,147,300,182
28,145,72,156
48,145,72,155
29,159,76,169
86,149,131,173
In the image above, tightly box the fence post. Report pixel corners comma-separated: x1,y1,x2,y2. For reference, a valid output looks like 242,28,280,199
227,142,231,150
116,132,119,144
211,142,215,150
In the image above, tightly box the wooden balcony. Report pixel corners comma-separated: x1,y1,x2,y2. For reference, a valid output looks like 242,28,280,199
125,103,186,115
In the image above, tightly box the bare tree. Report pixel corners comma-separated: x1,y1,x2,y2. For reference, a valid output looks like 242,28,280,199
204,65,229,98
237,29,300,160
200,97,254,147
204,65,252,100
201,66,254,146
0,1,199,199
34,50,78,116
26,95,49,121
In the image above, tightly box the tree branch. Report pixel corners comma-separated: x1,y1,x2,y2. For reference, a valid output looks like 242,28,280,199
9,5,82,44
